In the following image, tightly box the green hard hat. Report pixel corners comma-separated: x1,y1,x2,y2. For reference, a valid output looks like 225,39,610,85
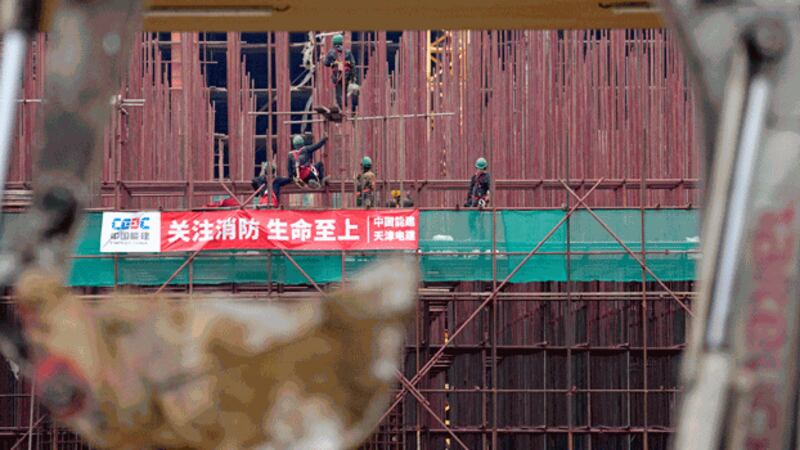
361,156,372,169
475,157,488,170
333,34,344,46
292,135,305,149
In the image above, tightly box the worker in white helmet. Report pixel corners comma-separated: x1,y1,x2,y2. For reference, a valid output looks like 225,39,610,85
464,157,491,208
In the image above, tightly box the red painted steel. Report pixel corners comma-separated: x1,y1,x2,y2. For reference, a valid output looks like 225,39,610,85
7,33,45,188
0,30,696,450
98,33,215,210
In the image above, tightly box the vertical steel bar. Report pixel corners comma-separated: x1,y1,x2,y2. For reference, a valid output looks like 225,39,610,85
340,250,346,287
267,250,273,294
8,417,45,450
641,30,650,450
565,29,575,450
155,250,202,294
26,377,34,450
378,180,605,429
0,32,28,207
492,208,498,448
415,249,422,450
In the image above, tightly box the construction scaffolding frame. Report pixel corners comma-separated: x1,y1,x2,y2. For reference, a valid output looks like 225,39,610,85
0,28,698,450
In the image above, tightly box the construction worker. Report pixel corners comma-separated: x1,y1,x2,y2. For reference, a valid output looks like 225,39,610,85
206,161,276,208
355,156,377,208
389,189,415,208
464,157,491,208
251,161,278,207
271,134,329,207
323,33,359,110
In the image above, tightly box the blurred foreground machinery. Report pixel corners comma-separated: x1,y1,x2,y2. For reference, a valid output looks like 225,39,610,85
661,0,800,449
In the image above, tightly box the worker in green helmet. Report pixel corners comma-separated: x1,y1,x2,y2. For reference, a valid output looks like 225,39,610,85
464,157,491,208
270,134,329,207
355,156,377,208
323,33,359,110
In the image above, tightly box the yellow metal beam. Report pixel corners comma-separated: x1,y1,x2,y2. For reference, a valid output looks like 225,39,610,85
42,0,663,31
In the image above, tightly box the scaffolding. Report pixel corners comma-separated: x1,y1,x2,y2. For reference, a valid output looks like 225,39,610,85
0,29,698,450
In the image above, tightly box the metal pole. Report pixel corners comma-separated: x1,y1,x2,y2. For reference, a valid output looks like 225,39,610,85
26,376,35,450
564,33,574,447
560,181,693,316
8,416,44,450
491,206,498,448
399,115,405,210
378,179,605,425
220,181,241,206
283,112,455,125
155,249,202,294
0,31,27,206
279,248,323,293
395,371,471,450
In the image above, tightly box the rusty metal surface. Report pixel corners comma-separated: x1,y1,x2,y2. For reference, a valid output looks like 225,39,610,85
0,28,701,450
5,4,421,449
2,30,700,211
135,0,664,31
1,31,701,211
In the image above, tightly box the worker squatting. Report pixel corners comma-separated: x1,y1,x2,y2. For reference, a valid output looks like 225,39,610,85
212,34,492,210
244,135,491,210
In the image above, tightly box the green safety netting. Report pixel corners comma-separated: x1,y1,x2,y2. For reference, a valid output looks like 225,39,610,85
3,210,698,287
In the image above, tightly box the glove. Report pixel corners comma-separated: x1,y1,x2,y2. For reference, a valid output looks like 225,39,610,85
347,82,360,97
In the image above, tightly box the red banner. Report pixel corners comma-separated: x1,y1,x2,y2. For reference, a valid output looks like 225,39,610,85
161,209,419,252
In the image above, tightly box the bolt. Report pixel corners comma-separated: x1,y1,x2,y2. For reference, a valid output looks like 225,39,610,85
746,17,789,61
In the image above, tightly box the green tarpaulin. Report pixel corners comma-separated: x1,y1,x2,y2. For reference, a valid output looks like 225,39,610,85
6,210,698,287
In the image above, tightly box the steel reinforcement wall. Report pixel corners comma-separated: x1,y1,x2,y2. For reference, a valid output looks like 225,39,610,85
0,29,697,450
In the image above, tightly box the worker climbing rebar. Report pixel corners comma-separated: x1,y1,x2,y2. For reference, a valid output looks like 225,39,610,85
271,134,329,207
323,33,359,111
355,156,377,208
464,157,491,208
